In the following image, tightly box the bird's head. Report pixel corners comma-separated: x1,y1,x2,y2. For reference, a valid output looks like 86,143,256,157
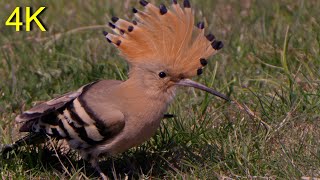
104,0,229,101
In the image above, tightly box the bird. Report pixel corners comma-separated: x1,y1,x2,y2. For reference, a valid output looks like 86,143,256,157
1,0,229,179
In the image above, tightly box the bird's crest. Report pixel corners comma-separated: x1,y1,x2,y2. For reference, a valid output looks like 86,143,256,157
104,0,223,78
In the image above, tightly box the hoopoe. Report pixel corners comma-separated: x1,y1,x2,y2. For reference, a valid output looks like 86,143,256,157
2,0,229,178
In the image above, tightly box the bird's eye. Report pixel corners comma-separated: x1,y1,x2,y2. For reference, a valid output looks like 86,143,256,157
158,72,167,78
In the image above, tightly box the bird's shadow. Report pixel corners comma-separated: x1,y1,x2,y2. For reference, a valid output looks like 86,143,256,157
1,142,211,179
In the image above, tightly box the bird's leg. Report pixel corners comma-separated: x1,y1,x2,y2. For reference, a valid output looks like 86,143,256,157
90,158,108,180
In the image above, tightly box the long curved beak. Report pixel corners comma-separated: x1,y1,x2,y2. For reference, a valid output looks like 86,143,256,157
175,79,231,102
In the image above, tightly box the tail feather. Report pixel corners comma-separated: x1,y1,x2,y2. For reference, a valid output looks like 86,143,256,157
1,132,47,158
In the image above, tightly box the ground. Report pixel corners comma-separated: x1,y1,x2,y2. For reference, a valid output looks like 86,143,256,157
0,0,319,179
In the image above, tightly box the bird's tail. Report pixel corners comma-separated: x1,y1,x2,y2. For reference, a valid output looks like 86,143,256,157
1,132,47,158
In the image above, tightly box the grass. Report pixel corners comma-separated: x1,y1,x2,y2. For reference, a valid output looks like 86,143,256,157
0,0,319,179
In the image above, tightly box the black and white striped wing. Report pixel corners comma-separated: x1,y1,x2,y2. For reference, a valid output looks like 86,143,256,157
16,80,125,149
16,82,97,124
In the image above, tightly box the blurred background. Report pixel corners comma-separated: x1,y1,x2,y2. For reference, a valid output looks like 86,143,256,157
0,0,319,179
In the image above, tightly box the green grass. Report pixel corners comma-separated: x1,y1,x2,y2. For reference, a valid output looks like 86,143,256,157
1,0,320,179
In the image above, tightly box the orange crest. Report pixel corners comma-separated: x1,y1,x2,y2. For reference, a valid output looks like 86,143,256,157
104,0,223,78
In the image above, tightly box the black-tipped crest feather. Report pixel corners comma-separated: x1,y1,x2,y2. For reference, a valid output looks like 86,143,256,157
183,0,191,8
140,0,148,6
212,41,223,50
159,4,168,15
